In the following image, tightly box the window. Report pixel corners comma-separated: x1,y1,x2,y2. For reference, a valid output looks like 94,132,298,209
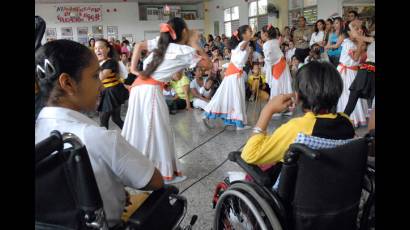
248,0,268,32
224,6,240,37
288,0,317,27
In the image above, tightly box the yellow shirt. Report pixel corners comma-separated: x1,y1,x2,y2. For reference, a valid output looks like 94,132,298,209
241,112,354,165
170,75,193,101
247,73,267,86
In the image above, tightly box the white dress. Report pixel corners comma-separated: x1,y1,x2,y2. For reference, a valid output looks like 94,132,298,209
204,41,249,127
336,38,368,127
121,38,201,180
263,39,293,99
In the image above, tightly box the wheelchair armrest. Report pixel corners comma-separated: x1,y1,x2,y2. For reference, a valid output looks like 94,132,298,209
35,130,63,164
228,151,272,187
127,185,180,226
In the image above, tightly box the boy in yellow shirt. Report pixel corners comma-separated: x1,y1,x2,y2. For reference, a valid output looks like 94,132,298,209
241,61,355,165
247,62,270,102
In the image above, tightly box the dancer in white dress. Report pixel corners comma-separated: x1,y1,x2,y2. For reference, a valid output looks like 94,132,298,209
203,25,253,130
121,18,211,183
336,22,368,128
261,24,293,100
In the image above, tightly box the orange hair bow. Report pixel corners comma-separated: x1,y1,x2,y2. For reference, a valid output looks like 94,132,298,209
267,23,273,30
160,23,177,40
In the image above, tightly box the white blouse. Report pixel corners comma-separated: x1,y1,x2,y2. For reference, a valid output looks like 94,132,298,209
339,38,360,67
263,39,283,65
143,36,202,82
35,107,155,227
230,41,250,69
309,31,324,47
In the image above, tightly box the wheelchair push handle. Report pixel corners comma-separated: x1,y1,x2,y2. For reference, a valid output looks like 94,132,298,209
228,151,271,187
35,130,63,164
288,144,320,160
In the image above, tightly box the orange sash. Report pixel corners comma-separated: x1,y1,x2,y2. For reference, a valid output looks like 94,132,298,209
272,57,286,80
224,63,243,78
360,63,375,72
130,77,165,90
338,63,359,75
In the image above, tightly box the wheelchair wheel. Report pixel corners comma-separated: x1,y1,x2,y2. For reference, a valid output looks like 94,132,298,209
214,182,282,230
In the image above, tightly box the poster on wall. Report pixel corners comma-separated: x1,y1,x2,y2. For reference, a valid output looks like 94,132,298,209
56,5,102,23
46,28,57,37
122,34,134,43
77,27,88,36
78,37,89,46
107,26,118,40
61,27,73,36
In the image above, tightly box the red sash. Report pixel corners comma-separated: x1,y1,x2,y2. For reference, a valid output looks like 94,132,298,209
272,57,286,80
360,63,375,73
224,63,243,78
338,63,359,75
130,77,165,90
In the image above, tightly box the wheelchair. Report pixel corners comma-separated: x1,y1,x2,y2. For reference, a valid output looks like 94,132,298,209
212,131,375,230
35,131,195,230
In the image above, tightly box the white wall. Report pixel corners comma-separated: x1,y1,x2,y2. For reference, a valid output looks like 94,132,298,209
35,2,204,44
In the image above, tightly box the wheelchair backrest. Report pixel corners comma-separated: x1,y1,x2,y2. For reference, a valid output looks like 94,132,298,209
278,137,369,230
35,131,106,229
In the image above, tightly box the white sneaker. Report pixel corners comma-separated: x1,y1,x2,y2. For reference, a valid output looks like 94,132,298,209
282,111,293,116
236,125,251,131
271,113,281,119
164,175,187,184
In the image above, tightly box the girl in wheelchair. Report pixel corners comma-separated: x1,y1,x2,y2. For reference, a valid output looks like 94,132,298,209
35,40,164,229
241,61,355,169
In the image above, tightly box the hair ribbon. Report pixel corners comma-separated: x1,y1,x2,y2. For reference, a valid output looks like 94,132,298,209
160,23,177,40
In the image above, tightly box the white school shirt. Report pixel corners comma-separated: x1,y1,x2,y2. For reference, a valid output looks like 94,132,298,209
163,88,176,97
230,41,250,69
199,86,212,98
118,61,129,79
145,36,202,82
366,41,375,63
339,38,360,67
35,107,156,227
309,31,324,47
286,47,296,63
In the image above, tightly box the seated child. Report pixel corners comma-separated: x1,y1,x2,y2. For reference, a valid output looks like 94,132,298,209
163,83,178,114
247,62,270,102
199,78,214,100
241,61,355,167
290,55,304,79
304,43,321,64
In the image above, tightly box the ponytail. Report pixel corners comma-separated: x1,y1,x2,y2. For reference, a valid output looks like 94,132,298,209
141,17,187,77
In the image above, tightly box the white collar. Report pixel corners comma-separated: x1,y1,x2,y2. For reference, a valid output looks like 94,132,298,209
37,106,96,125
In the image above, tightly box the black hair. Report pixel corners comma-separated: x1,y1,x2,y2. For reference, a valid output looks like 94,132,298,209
252,61,260,66
205,77,214,83
96,38,119,60
293,61,343,114
211,46,219,52
333,17,344,35
141,17,187,77
348,10,359,18
204,44,210,47
342,20,352,38
229,25,251,49
314,19,326,34
326,18,334,24
292,54,303,63
35,39,95,105
215,35,221,41
299,16,307,22
88,38,95,47
35,16,46,52
275,27,281,37
282,42,289,47
262,25,277,39
208,34,214,42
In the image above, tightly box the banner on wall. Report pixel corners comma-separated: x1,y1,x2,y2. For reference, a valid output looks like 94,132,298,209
56,5,102,23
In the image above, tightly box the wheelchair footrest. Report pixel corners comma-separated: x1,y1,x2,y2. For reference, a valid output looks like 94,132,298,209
127,185,186,230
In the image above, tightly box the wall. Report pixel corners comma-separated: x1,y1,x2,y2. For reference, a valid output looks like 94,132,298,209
35,2,204,43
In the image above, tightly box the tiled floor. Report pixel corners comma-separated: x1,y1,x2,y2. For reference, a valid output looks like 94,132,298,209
90,102,369,229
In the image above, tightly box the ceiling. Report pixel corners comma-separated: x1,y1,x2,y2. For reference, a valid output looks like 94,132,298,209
35,0,204,4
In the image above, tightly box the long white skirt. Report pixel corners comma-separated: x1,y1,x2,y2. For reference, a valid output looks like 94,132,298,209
121,84,181,180
204,72,247,127
336,68,368,127
265,62,293,99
